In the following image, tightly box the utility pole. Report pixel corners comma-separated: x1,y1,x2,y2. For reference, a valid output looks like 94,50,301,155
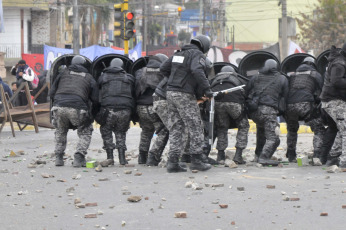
199,0,202,34
281,0,288,59
73,0,80,54
143,0,147,53
232,25,235,51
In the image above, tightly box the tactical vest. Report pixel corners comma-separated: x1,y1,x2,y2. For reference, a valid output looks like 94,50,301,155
253,73,281,98
289,71,316,94
210,72,242,89
55,69,92,101
324,58,346,87
101,72,134,100
155,77,168,99
136,67,164,97
167,50,192,88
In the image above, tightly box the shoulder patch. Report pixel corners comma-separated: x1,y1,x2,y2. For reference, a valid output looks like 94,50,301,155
199,58,206,67
172,56,185,63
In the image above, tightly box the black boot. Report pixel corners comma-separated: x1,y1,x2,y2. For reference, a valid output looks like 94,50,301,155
146,154,160,166
217,150,225,163
138,151,148,164
258,153,279,166
118,149,128,165
73,152,86,168
180,154,191,163
233,148,246,164
190,154,212,171
55,152,64,166
167,156,187,173
201,154,218,165
286,149,297,163
106,149,114,165
325,156,339,166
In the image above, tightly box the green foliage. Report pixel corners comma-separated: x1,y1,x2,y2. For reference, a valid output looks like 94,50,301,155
296,0,345,55
178,30,191,43
149,23,162,40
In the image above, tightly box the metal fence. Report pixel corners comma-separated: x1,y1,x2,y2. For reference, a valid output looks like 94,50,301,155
0,44,22,58
0,44,44,58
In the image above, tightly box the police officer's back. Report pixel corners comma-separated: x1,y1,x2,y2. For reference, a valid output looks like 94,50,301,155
160,35,213,173
50,55,98,167
246,59,288,166
211,66,249,164
97,58,135,165
285,57,325,162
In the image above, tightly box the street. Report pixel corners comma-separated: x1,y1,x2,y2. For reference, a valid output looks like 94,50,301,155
0,127,345,230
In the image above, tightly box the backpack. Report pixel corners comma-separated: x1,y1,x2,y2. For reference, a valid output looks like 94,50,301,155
22,67,39,89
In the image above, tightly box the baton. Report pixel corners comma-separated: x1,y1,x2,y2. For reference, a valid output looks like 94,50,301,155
209,85,246,145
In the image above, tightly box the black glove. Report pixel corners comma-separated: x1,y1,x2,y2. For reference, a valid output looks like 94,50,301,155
214,92,225,100
204,89,214,98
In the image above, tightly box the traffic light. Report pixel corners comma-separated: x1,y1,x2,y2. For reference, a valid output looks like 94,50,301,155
178,6,182,17
124,11,135,40
114,3,123,38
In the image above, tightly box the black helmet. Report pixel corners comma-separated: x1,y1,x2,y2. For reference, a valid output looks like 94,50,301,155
341,42,346,57
155,53,168,63
190,35,211,54
110,58,124,68
220,66,235,73
302,56,316,68
71,55,86,67
263,59,278,73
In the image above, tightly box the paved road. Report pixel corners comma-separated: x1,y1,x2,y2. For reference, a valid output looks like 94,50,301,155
0,127,345,230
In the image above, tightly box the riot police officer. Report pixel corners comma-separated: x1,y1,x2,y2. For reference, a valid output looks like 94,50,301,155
320,43,346,168
211,66,249,164
50,55,99,167
97,58,135,165
285,57,325,162
160,35,213,172
135,54,169,164
246,59,288,166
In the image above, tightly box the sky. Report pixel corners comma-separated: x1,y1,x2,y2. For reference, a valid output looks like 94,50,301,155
226,0,319,43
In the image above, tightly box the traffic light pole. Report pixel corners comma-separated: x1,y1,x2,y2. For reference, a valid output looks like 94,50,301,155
124,40,129,55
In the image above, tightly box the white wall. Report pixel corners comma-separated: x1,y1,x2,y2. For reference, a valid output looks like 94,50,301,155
0,8,31,57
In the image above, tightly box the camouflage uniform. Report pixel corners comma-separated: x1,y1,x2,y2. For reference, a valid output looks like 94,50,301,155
286,102,325,155
215,102,249,150
137,105,169,155
100,109,131,151
322,100,346,164
153,96,190,155
167,91,204,157
250,105,280,157
52,106,93,156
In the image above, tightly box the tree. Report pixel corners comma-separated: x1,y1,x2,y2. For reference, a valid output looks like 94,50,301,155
178,30,191,45
296,0,345,55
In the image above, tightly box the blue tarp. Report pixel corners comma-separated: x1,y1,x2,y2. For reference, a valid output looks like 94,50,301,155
44,42,142,70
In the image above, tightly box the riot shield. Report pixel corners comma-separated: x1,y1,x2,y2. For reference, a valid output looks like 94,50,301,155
130,56,149,75
49,54,92,124
281,53,316,76
238,51,280,80
91,54,133,81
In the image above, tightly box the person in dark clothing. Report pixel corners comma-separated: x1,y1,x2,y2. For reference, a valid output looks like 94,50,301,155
10,60,34,106
285,57,325,163
320,44,346,168
135,54,169,165
96,58,135,166
50,55,99,167
211,66,249,164
32,70,49,104
10,82,20,107
160,35,213,173
0,77,13,109
246,59,289,166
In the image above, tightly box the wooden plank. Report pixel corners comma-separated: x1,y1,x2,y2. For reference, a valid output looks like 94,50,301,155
24,82,39,133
